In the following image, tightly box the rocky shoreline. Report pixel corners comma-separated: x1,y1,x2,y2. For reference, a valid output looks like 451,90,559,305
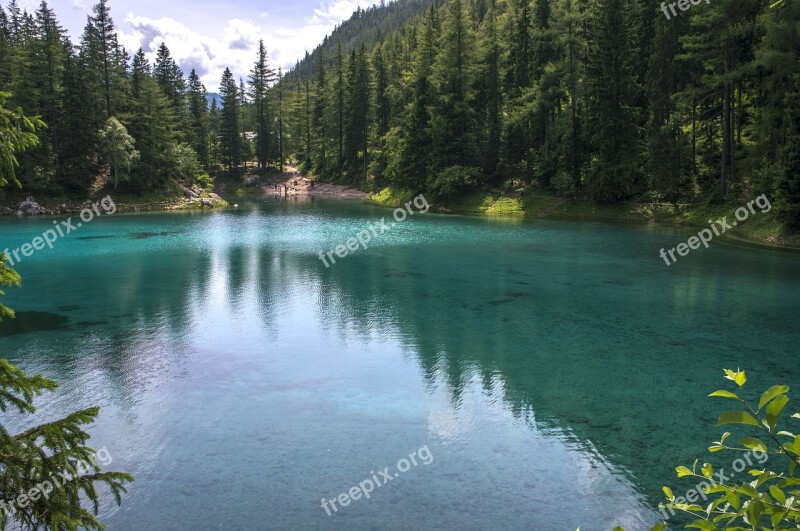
1,187,229,218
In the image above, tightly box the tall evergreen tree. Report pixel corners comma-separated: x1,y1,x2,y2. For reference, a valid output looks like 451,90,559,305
81,0,125,121
431,0,476,171
248,40,274,170
584,0,642,202
187,69,210,171
219,67,240,175
153,42,185,127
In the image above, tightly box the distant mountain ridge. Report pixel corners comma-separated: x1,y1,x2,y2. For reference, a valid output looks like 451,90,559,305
289,0,440,81
206,92,221,108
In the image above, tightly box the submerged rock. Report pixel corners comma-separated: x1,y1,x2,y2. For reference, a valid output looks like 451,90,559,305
16,196,47,216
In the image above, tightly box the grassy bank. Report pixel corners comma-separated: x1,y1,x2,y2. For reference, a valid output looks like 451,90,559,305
370,187,800,250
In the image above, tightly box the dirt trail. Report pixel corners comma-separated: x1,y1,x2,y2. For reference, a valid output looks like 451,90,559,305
265,166,369,199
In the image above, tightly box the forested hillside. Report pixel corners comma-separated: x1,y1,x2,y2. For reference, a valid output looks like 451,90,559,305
279,0,800,229
1,0,799,229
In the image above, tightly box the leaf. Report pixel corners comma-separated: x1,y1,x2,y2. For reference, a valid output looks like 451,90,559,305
793,413,800,419
708,444,725,453
677,466,693,478
766,394,790,429
720,432,731,444
702,463,714,478
734,371,747,388
650,523,666,531
686,519,717,530
772,511,788,528
745,500,764,525
770,485,787,504
663,486,675,501
709,390,740,400
727,490,741,510
759,385,790,410
777,431,796,438
717,411,760,428
736,484,760,499
740,437,768,453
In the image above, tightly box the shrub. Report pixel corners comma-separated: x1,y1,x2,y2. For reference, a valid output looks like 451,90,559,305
650,369,799,530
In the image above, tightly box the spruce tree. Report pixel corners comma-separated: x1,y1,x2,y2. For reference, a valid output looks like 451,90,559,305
248,40,275,171
187,69,210,171
153,42,186,128
584,0,642,202
431,0,477,171
219,67,240,175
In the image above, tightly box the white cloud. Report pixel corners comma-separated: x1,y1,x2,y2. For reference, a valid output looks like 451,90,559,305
116,0,381,91
312,0,376,24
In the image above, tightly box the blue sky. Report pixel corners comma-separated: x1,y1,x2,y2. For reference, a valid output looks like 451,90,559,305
21,0,381,89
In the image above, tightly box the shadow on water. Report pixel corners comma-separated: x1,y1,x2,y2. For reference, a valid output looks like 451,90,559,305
0,311,71,336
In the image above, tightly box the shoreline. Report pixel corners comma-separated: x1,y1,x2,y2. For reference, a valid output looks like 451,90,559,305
4,175,798,253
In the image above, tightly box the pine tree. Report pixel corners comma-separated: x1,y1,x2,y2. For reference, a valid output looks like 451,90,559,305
478,0,501,180
584,0,642,202
153,42,186,128
277,67,284,171
0,6,12,90
431,0,477,171
25,1,68,182
59,49,95,193
374,47,390,140
312,56,328,175
127,72,178,189
187,69,210,171
248,40,275,170
219,68,240,175
390,5,439,188
334,42,346,170
344,46,370,181
81,0,125,121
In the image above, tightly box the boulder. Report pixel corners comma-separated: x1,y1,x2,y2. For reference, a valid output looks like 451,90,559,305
182,186,199,199
200,198,214,208
16,196,47,216
208,193,223,202
243,173,260,187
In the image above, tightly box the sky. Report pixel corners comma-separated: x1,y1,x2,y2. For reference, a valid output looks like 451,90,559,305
17,0,383,89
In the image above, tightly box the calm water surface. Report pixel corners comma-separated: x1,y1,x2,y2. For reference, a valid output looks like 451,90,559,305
1,198,799,530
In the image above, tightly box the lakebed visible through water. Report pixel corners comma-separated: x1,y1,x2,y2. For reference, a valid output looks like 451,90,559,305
1,196,799,530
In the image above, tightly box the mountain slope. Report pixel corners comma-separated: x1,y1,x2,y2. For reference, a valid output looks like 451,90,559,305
289,0,440,80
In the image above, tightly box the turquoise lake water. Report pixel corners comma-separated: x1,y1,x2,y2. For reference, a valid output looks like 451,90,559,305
1,197,799,530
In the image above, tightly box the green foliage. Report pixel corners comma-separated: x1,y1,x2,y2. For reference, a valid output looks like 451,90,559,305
98,117,139,189
428,165,479,198
219,68,241,175
172,142,209,185
0,253,21,321
653,369,800,530
0,359,134,530
0,0,799,231
0,91,43,188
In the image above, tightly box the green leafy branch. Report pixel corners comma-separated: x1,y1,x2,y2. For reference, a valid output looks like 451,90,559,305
652,369,800,530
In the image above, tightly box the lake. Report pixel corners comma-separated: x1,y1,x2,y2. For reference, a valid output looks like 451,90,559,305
2,197,799,530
